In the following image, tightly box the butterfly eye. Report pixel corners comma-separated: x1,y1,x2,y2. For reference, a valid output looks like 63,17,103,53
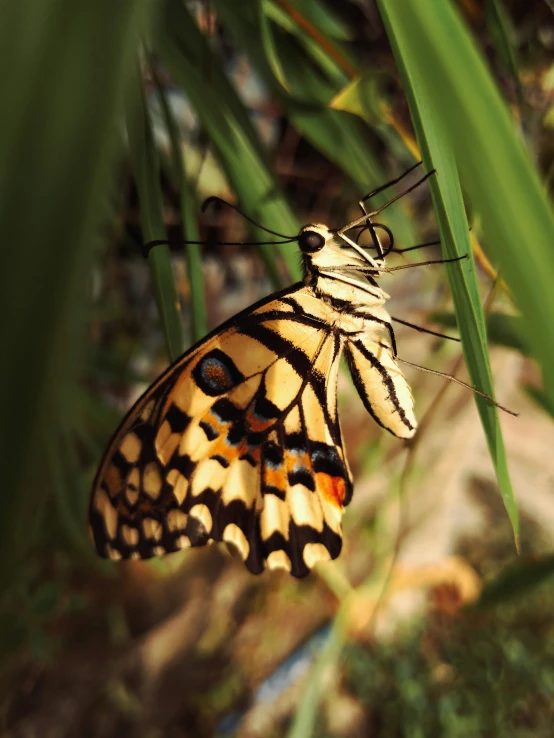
299,230,325,253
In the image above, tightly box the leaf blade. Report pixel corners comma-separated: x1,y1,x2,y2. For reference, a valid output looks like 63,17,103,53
125,58,184,361
378,0,519,540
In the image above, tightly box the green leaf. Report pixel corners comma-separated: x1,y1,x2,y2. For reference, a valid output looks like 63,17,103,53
259,0,290,92
157,0,301,283
484,0,525,114
209,2,417,246
215,1,339,104
289,106,417,246
377,0,554,413
276,0,353,43
265,0,354,85
150,62,208,344
125,58,184,361
377,0,519,542
0,0,148,587
331,74,425,163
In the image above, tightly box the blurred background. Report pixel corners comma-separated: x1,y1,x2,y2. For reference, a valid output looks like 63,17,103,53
2,0,554,736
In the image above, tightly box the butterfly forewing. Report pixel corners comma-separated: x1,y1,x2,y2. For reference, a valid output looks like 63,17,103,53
89,285,353,577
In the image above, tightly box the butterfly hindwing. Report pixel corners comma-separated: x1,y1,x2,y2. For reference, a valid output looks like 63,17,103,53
345,334,417,439
89,285,353,576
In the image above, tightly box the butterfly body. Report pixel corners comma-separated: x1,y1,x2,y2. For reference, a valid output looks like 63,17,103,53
90,223,416,576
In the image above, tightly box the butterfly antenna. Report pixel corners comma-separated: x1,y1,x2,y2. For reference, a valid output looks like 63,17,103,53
371,169,437,217
142,233,298,258
380,254,468,273
359,160,423,206
391,316,461,343
396,357,518,417
340,169,437,234
355,163,423,257
201,196,295,239
393,224,472,255
395,239,441,254
142,196,299,257
356,231,443,257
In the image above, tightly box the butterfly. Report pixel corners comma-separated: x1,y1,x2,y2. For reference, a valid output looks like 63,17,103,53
89,167,470,577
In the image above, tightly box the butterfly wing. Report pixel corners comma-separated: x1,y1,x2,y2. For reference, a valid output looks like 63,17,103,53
89,285,353,577
345,334,417,439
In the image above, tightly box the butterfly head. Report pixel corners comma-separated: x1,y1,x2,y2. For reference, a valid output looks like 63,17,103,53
299,223,384,279
298,224,331,254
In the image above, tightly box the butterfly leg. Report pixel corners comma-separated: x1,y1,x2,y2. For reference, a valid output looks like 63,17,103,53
336,231,384,271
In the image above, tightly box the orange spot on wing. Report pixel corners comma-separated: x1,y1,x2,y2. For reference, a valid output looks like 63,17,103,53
245,414,275,434
264,466,286,490
210,436,236,463
204,413,227,436
205,363,228,387
285,451,310,474
198,409,233,462
316,473,346,508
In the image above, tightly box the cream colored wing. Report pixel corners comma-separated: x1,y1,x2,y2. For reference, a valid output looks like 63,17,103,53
89,285,353,577
345,335,417,439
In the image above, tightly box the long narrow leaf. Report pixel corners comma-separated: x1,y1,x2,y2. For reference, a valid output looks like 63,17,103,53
485,0,525,115
211,0,417,246
379,1,554,407
150,63,208,343
378,1,519,540
0,1,146,583
157,0,301,282
125,59,184,361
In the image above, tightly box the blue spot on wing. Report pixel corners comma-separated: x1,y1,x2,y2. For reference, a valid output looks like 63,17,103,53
192,349,245,396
